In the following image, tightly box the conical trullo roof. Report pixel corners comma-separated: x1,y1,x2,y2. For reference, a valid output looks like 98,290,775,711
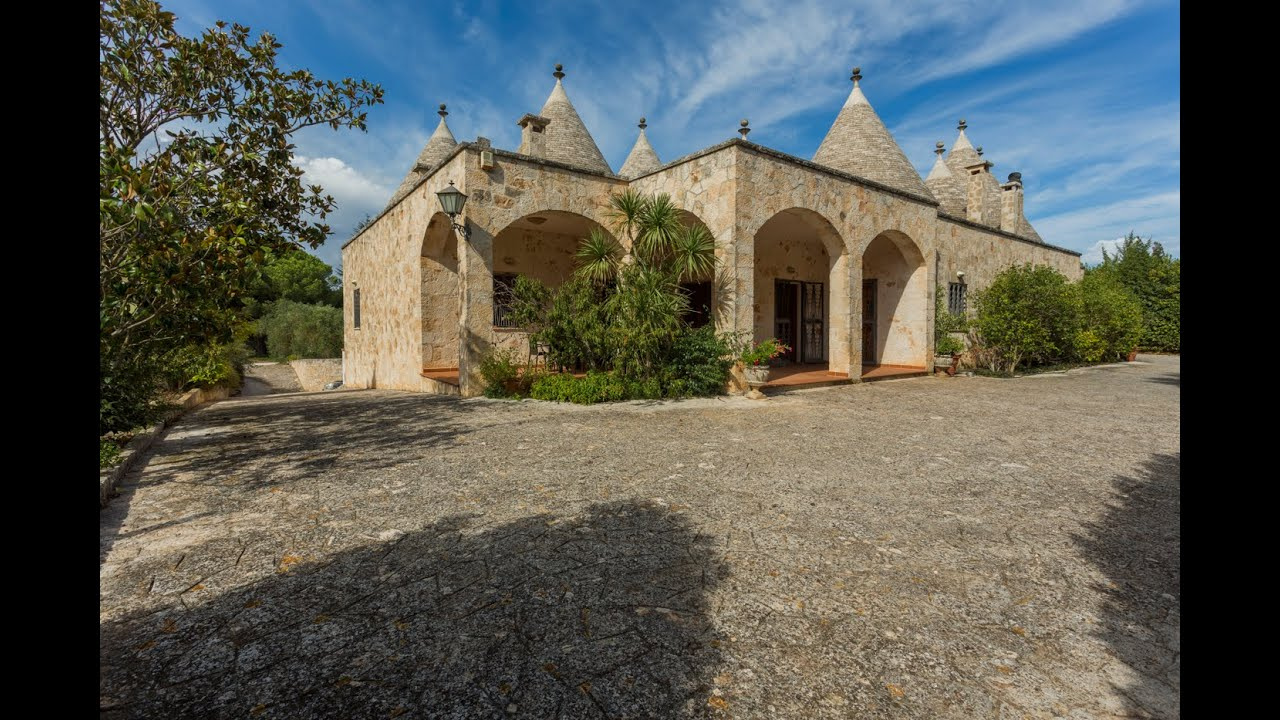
925,141,965,214
944,119,982,177
619,118,662,177
538,64,612,174
386,105,457,209
813,68,932,198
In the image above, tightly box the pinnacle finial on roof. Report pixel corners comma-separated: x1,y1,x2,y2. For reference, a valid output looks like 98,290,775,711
438,103,448,118
638,117,647,130
553,63,565,80
738,118,750,139
958,118,967,131
935,141,945,156
851,66,862,85
976,145,984,156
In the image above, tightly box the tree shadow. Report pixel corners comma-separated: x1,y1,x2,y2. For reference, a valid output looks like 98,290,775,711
1146,373,1180,387
100,391,484,565
100,500,728,718
1073,453,1180,717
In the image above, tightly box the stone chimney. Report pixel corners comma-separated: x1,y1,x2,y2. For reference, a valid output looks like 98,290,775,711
964,160,993,223
517,113,551,158
1000,172,1024,233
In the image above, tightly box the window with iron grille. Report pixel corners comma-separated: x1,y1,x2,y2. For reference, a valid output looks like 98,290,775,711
948,282,967,316
493,273,519,328
353,288,361,329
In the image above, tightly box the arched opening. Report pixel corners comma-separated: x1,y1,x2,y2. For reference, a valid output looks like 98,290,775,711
752,208,848,371
677,210,718,329
489,211,616,355
860,231,927,370
421,212,460,370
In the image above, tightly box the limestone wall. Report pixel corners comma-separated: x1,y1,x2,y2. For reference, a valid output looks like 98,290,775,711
289,359,343,392
492,227,582,286
934,218,1083,309
863,234,929,366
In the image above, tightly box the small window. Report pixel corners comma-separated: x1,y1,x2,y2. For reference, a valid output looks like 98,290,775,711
353,288,361,329
947,282,966,316
493,273,518,328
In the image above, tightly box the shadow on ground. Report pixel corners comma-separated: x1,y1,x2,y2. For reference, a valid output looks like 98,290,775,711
101,392,481,565
100,500,728,719
1145,373,1180,387
1074,453,1180,717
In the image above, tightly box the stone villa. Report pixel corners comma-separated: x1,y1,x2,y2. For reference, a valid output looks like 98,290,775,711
341,65,1082,396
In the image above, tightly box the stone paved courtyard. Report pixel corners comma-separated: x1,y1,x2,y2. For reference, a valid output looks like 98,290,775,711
100,356,1180,719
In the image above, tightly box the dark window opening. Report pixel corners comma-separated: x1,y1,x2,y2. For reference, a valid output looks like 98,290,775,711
494,273,519,328
680,281,713,328
353,288,361,329
948,281,967,316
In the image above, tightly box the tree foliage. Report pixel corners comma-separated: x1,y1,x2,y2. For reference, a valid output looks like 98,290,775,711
99,0,381,431
971,264,1080,373
257,300,343,360
260,249,342,307
1089,232,1180,352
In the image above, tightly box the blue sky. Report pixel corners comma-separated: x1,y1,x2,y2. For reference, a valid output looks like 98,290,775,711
166,0,1180,269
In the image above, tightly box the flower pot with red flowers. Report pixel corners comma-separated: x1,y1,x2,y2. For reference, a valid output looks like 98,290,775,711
739,338,791,398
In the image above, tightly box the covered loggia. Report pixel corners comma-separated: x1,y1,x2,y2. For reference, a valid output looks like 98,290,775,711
751,208,850,376
860,230,928,373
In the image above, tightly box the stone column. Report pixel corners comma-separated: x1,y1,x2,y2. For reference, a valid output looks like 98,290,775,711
456,218,494,397
829,250,859,376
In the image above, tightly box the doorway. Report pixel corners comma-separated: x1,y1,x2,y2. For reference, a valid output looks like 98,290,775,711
862,279,876,364
775,279,825,363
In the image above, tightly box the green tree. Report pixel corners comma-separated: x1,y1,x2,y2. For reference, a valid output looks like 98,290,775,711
971,264,1080,373
262,249,342,306
99,0,382,432
1090,232,1180,352
258,300,344,360
1076,271,1144,362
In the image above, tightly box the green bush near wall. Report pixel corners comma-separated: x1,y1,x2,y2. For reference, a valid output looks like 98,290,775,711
258,300,343,360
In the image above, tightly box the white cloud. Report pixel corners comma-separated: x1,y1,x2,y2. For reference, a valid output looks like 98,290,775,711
294,155,391,268
1081,237,1125,265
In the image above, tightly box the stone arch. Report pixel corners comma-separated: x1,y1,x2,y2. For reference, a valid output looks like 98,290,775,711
674,209,724,329
860,229,928,368
487,210,618,357
421,212,460,370
751,207,851,372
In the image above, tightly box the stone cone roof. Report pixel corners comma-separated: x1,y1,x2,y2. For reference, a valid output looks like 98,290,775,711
944,123,981,178
925,145,965,214
813,72,932,198
539,72,612,174
386,111,457,209
619,121,661,177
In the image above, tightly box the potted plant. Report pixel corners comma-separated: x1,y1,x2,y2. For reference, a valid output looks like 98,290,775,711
935,335,964,376
739,338,790,396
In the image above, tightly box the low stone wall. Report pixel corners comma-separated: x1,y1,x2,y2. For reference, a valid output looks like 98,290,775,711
99,386,231,508
289,359,343,392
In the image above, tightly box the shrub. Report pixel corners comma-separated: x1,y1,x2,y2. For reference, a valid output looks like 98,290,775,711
971,264,1079,373
533,277,615,372
936,335,964,356
607,264,687,378
660,325,735,397
1076,271,1143,361
478,347,528,398
162,338,250,391
530,372,629,405
100,437,124,469
258,300,343,360
739,338,790,367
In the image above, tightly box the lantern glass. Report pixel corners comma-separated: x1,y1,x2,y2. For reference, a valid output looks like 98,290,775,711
436,181,467,216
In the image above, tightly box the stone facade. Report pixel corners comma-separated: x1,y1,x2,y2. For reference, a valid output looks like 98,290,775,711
342,67,1082,397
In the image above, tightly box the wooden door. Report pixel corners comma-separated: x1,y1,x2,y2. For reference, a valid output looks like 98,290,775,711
862,279,876,364
801,281,825,363
774,279,799,363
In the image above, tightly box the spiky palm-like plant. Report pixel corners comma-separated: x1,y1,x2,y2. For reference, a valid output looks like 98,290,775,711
575,227,622,285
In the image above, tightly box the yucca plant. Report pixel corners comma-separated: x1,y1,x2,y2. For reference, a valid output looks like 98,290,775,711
574,227,622,285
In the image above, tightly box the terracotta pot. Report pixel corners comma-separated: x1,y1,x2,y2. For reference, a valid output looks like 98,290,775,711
1126,348,1138,362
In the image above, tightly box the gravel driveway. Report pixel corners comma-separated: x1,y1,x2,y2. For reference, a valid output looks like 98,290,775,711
100,355,1180,719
